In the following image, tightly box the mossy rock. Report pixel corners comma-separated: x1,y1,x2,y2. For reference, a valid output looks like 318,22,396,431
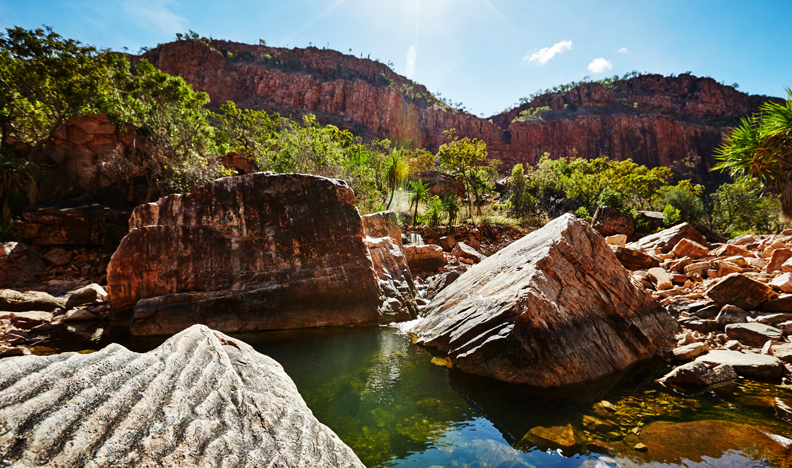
517,423,587,453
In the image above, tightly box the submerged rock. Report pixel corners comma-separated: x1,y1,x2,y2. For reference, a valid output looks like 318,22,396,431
0,324,365,467
412,214,677,387
108,174,416,335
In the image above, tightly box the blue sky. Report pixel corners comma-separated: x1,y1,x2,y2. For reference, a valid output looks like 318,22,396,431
2,0,790,117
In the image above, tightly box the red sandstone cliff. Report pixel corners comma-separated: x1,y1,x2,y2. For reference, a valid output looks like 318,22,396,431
139,39,776,176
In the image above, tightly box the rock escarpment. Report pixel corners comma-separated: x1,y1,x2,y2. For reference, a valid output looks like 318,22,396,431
412,214,677,387
0,324,365,467
141,40,775,176
108,173,416,335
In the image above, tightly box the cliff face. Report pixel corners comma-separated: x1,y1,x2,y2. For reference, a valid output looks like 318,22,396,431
140,40,775,175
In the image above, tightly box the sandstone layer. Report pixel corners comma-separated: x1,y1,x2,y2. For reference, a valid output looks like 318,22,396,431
0,324,365,467
412,214,677,387
108,173,416,335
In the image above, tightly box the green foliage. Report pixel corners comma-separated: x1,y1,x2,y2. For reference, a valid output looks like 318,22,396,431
513,106,551,122
384,151,408,209
574,206,591,222
213,101,280,166
408,179,430,226
656,180,705,225
714,88,792,217
427,196,443,228
437,129,498,217
441,193,461,226
0,26,121,157
506,164,536,219
663,204,681,226
712,176,783,237
596,186,625,211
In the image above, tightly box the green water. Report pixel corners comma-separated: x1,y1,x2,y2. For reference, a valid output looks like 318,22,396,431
32,323,792,467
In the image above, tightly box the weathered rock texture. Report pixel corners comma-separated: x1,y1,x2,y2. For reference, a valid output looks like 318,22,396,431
412,214,677,387
14,202,132,246
108,173,415,335
139,40,776,177
0,242,44,288
0,324,365,467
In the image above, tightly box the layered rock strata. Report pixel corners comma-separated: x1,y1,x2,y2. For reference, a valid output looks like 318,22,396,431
108,173,416,335
412,214,677,387
0,324,365,467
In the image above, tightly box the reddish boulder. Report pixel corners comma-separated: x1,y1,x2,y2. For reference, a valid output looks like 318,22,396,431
405,244,445,274
706,273,776,310
412,214,677,387
614,247,660,271
592,206,634,238
108,173,416,335
629,223,707,253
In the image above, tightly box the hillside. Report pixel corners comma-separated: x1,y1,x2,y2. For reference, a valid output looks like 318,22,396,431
139,39,776,177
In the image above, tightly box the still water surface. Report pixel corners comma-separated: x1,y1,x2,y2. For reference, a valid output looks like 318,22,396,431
36,323,792,467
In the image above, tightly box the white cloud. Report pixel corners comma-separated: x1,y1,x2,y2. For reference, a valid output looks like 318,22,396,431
406,46,416,79
122,0,187,35
618,47,629,54
588,58,613,74
524,40,572,65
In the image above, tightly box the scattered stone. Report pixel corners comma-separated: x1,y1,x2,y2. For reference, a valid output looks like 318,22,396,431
777,321,792,334
648,267,674,291
582,415,615,432
606,234,627,247
714,305,749,328
755,312,792,325
696,350,785,379
412,214,677,387
771,343,792,363
782,258,792,274
672,239,709,259
62,308,100,322
64,283,108,309
451,242,486,263
425,270,462,299
0,325,365,467
691,304,722,319
405,244,445,273
766,248,792,273
760,294,792,313
614,247,660,271
592,206,634,238
684,262,711,277
438,235,456,251
706,273,776,310
0,242,45,288
725,323,783,347
0,311,52,329
629,222,707,253
633,443,648,452
673,342,710,361
724,340,743,350
42,248,72,266
0,289,65,312
711,243,752,257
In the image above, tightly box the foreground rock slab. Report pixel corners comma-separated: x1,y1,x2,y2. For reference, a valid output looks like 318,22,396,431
695,350,785,380
413,214,677,387
108,174,415,335
0,324,365,467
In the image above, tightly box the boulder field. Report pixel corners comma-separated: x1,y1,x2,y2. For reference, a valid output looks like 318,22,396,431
0,324,365,467
107,173,417,336
412,214,678,387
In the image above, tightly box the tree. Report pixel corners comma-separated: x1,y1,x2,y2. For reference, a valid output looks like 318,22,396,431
712,176,782,236
408,179,429,226
384,150,408,209
714,89,792,217
436,129,489,217
506,164,536,220
0,26,120,160
213,101,280,165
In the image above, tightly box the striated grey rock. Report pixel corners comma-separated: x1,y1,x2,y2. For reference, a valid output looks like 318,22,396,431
695,350,785,379
412,214,678,387
659,361,738,389
0,324,365,467
725,322,783,346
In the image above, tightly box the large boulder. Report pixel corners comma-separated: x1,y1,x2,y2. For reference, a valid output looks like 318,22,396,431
0,242,44,288
592,206,634,238
706,273,776,310
628,222,707,253
412,214,677,387
405,244,445,273
0,324,365,467
108,173,416,336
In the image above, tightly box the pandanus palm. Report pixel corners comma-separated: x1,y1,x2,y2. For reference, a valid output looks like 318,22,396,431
714,89,792,217
408,179,430,226
385,151,408,210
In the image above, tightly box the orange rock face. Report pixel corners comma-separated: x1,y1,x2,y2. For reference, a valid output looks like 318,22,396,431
140,40,775,175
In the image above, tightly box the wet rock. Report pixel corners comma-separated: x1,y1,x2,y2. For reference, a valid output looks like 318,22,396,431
108,174,406,336
405,244,445,273
673,342,710,361
629,222,707,253
363,235,419,322
725,323,783,347
0,325,365,467
413,214,677,387
696,350,785,379
0,242,45,288
64,283,108,309
671,239,709,259
451,242,486,263
592,206,634,238
658,361,737,389
705,273,776,310
518,424,587,452
582,415,616,432
614,247,659,271
0,289,65,312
